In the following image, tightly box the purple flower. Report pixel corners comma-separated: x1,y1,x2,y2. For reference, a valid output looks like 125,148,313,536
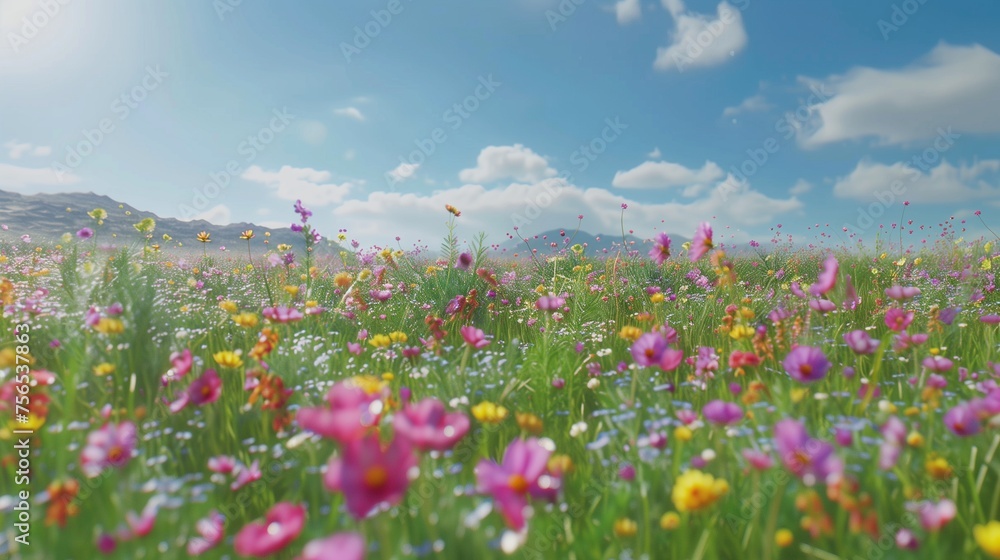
455,252,473,271
782,346,831,383
922,355,953,373
535,295,566,312
76,227,94,239
773,419,843,484
939,307,960,325
809,255,838,297
702,400,743,425
943,403,981,436
689,222,713,262
844,330,879,355
885,308,914,332
294,199,312,223
648,233,671,265
741,449,773,470
885,285,921,301
808,299,836,313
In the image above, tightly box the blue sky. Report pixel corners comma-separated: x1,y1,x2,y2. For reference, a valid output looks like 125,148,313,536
1,0,999,249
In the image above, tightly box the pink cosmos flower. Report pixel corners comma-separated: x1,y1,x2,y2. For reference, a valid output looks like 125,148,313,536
162,348,194,384
728,351,761,369
324,434,417,519
630,332,683,371
842,274,860,310
808,299,836,313
297,381,384,443
475,437,560,530
393,398,470,451
234,502,306,557
922,355,953,373
689,222,713,262
187,511,225,555
782,346,832,383
884,308,914,332
702,400,743,425
648,232,671,265
790,282,808,299
231,460,262,491
885,285,921,301
535,295,566,312
741,449,774,470
460,326,490,350
893,331,929,352
907,499,956,532
81,421,137,478
676,409,699,425
878,416,906,470
208,456,237,474
773,419,843,483
809,255,838,297
298,533,366,560
943,403,981,436
844,330,879,355
262,306,304,323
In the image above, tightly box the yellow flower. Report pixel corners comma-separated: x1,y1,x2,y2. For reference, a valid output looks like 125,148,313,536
547,454,574,476
305,300,318,308
88,208,107,221
346,375,386,395
389,331,408,344
381,372,394,382
219,300,239,313
213,350,244,369
368,334,392,348
93,318,124,335
659,512,681,530
133,217,156,233
240,229,255,240
613,518,638,538
9,412,45,432
196,231,211,243
983,258,993,271
906,431,924,447
284,285,300,297
359,269,372,281
471,401,508,424
619,326,643,342
729,324,755,340
671,469,728,513
740,307,755,320
674,426,692,442
975,522,1000,559
775,529,794,548
93,363,116,376
790,388,809,404
650,293,665,304
926,456,953,480
334,272,354,287
516,412,543,434
232,312,259,328
424,265,440,275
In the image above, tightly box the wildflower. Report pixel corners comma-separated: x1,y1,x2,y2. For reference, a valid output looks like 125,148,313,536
294,199,312,222
324,434,417,519
783,346,831,383
186,511,225,555
232,312,259,328
460,326,490,349
648,232,672,265
456,252,473,270
388,331,408,344
631,332,684,371
196,231,211,243
188,369,222,407
334,272,354,287
536,295,566,311
672,469,728,512
675,426,693,442
844,330,879,355
80,421,137,477
809,255,838,296
516,412,544,434
297,379,385,443
895,528,919,550
445,204,461,217
133,217,155,233
475,438,561,530
974,521,1000,558
702,400,743,425
299,533,366,560
393,398,470,451
885,285,920,300
884,308,915,332
922,355,953,372
213,350,244,369
233,502,305,557
472,401,508,424
94,317,124,335
742,449,774,470
943,403,980,436
775,529,794,548
368,334,391,348
689,222,713,262
44,479,80,527
613,518,638,537
240,229,255,240
773,419,843,484
262,306,303,323
93,362,116,376
908,499,956,532
660,512,681,530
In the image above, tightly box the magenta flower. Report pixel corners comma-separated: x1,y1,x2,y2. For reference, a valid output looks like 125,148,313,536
189,368,222,405
475,437,560,530
208,456,237,474
782,346,831,383
773,419,843,483
630,332,684,371
294,199,312,223
81,421,137,478
907,499,956,532
884,308,914,332
893,331,928,352
296,381,384,443
790,282,808,299
842,274,859,310
689,222,713,262
393,398,470,451
895,529,919,550
702,400,743,425
535,295,566,312
455,252,473,270
885,285,921,301
943,403,981,436
162,348,193,385
298,533,366,560
922,355,953,372
878,416,906,470
844,330,878,355
234,502,306,557
77,227,94,239
808,299,836,313
460,326,490,349
324,434,417,519
648,232,672,265
809,255,838,297
231,459,262,491
186,511,225,555
263,306,304,323
741,449,773,470
980,314,1000,324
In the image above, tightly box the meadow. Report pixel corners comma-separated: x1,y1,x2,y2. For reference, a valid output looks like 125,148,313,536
1,201,999,560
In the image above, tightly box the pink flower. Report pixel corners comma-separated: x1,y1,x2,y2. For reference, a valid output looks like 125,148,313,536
885,285,921,301
460,326,490,349
648,232,672,265
393,398,470,451
630,332,683,371
535,295,566,312
208,456,237,474
297,381,384,443
298,533,366,560
943,403,981,436
808,299,836,313
324,434,417,519
980,314,1000,324
922,355,953,373
702,400,743,425
347,342,362,355
233,502,306,557
884,308,914,332
162,348,193,384
189,369,222,406
782,346,831,383
844,330,879,355
231,460,262,491
81,421,137,478
789,282,808,299
728,351,761,369
689,222,713,262
907,499,956,532
774,419,843,483
455,252,473,271
842,274,860,310
475,438,559,530
187,511,225,555
895,528,919,550
741,449,773,470
809,255,838,297
262,306,303,323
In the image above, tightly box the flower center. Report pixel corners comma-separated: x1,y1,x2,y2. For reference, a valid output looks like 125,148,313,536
800,364,813,377
508,474,529,494
364,465,388,489
792,450,812,468
107,446,124,464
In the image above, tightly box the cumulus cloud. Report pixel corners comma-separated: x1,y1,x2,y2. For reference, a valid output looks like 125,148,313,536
4,140,51,159
458,144,557,184
0,163,79,191
832,158,1000,204
647,147,662,159
653,0,747,72
193,204,232,225
387,162,420,184
241,165,353,207
722,94,771,117
334,107,366,121
789,179,812,195
798,43,1000,147
612,159,724,190
615,0,642,25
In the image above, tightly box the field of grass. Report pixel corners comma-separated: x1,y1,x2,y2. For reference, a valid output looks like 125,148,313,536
1,203,1000,559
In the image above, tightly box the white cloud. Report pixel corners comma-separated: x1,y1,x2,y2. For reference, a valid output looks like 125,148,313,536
32,146,51,156
799,43,1000,147
722,94,771,117
832,158,1000,204
0,163,80,191
458,144,557,184
647,147,662,159
334,107,366,121
387,162,420,183
615,0,641,24
789,179,812,195
612,159,724,190
194,204,232,225
344,149,357,160
241,165,353,207
298,120,328,144
4,140,50,159
332,174,801,247
653,0,747,72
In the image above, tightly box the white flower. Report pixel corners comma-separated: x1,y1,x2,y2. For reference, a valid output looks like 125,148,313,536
569,421,588,438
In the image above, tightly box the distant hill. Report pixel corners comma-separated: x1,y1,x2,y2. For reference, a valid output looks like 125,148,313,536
499,228,691,257
0,190,329,253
